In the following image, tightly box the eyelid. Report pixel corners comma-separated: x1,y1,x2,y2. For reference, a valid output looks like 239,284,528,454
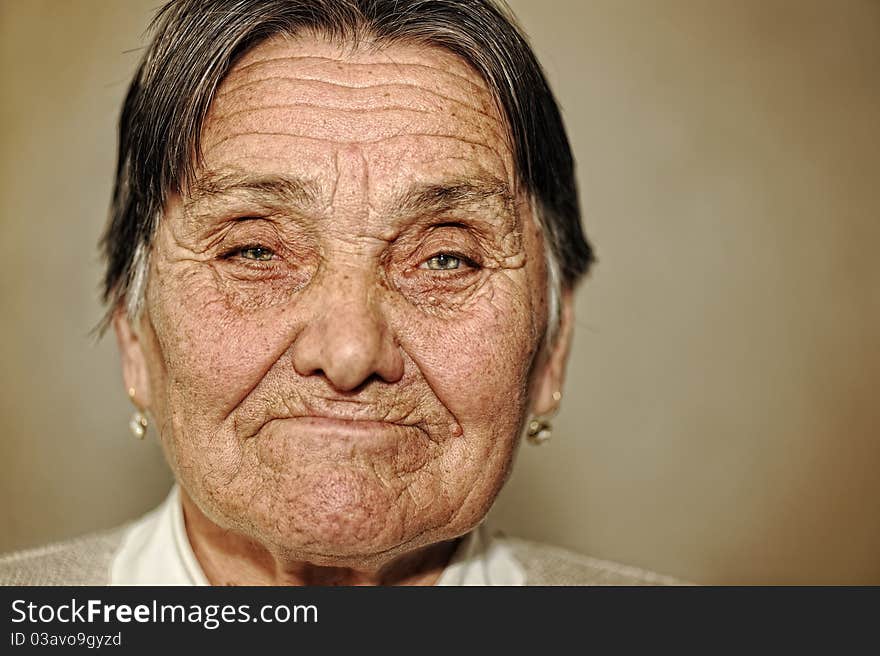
214,220,282,255
420,223,485,261
231,215,271,223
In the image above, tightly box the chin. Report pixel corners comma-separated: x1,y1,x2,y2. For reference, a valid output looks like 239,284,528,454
211,464,442,562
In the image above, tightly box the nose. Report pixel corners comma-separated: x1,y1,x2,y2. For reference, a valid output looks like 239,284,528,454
290,268,404,392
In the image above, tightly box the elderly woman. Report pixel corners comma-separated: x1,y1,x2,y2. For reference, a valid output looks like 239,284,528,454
1,0,675,586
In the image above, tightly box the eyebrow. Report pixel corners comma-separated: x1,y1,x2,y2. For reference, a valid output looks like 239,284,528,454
185,171,320,212
183,170,515,227
391,177,516,225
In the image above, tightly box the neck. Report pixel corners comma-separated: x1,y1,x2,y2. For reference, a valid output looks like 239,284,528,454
179,488,459,586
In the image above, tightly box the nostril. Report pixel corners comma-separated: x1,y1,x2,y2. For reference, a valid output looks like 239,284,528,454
313,369,380,394
290,297,404,390
328,373,381,396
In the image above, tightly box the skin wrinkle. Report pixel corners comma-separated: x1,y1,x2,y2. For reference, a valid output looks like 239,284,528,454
172,163,524,324
284,386,434,437
186,172,320,211
213,101,439,119
203,51,509,158
207,95,506,145
254,112,504,149
204,131,511,161
224,152,502,177
180,172,522,241
230,54,491,98
215,78,502,123
208,135,514,201
212,102,505,144
123,35,566,585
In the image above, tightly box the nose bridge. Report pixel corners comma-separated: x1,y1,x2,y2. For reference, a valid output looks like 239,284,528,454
291,255,403,391
322,259,380,324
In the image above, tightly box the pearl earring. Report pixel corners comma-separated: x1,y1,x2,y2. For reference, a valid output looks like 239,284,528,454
526,417,553,445
526,390,562,445
129,411,148,440
127,387,147,440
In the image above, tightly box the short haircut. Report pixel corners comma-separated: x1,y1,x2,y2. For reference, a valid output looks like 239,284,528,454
99,0,594,345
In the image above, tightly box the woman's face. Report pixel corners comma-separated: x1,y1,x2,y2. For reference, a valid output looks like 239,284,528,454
117,36,570,566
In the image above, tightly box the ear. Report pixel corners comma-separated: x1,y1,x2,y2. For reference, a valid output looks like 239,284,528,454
112,306,152,409
531,289,576,416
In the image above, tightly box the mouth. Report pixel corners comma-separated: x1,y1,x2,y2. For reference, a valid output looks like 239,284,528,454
291,415,403,431
258,415,424,446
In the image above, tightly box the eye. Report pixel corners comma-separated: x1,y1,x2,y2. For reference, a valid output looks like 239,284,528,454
421,252,467,271
236,246,275,261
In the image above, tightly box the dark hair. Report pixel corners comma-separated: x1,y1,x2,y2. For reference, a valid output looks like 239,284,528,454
99,0,594,335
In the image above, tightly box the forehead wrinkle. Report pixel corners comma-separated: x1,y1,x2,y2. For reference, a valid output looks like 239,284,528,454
206,104,507,155
203,131,512,163
215,79,500,125
211,102,438,122
202,85,509,151
231,54,489,97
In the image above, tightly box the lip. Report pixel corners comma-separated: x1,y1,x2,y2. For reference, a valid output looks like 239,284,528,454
260,415,415,442
293,415,401,431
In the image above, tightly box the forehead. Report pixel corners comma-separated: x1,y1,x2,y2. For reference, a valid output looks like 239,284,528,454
196,34,516,203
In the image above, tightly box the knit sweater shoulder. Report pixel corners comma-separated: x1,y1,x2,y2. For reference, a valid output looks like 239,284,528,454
0,528,680,586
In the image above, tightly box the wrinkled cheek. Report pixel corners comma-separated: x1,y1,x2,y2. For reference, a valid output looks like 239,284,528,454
407,295,536,440
392,288,537,524
150,277,286,420
146,276,291,483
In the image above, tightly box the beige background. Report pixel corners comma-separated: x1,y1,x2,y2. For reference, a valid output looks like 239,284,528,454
1,0,878,584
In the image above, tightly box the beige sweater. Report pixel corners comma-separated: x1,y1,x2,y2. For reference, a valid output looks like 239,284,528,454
0,527,680,586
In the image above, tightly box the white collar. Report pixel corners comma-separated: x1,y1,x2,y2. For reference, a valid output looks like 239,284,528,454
111,485,209,585
111,485,524,586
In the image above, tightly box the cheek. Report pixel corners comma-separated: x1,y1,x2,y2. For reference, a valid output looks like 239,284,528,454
401,276,539,436
147,265,290,422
